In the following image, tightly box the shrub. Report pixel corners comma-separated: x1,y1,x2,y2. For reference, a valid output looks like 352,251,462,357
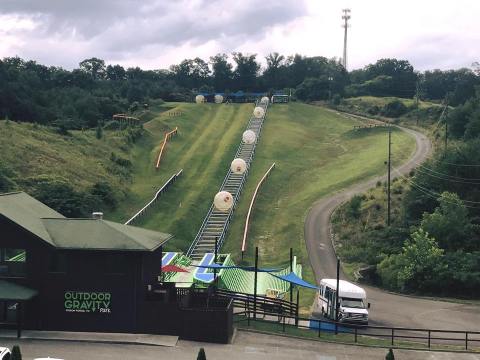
346,195,363,218
382,100,408,118
11,345,22,360
197,348,206,360
110,152,132,168
91,182,117,209
385,348,394,360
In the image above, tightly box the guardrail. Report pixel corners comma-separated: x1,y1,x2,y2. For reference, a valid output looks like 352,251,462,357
112,113,141,124
175,287,297,317
353,124,390,130
124,169,183,225
235,310,480,352
155,127,178,169
241,163,275,255
215,288,297,317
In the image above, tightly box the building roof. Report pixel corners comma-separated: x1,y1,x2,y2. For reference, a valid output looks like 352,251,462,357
42,218,172,251
0,192,64,246
0,280,38,301
0,192,172,252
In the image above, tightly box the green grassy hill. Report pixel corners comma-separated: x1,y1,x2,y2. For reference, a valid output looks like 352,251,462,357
0,120,135,196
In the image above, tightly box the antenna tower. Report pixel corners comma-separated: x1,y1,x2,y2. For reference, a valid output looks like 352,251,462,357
342,9,351,70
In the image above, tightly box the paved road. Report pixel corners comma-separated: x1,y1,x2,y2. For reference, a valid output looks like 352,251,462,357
305,113,480,331
2,331,479,360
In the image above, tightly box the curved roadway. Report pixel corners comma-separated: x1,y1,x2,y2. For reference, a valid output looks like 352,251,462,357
305,111,480,331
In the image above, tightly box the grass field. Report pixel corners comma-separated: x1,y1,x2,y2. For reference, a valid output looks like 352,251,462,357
107,101,416,311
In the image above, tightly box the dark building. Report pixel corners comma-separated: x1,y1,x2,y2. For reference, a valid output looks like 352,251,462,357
0,191,172,334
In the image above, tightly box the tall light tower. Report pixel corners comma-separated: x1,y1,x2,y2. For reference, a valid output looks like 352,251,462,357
342,8,351,70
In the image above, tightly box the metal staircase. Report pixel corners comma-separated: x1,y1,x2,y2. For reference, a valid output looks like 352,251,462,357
186,101,269,260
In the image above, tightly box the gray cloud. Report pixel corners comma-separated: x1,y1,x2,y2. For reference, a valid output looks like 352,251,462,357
0,0,307,67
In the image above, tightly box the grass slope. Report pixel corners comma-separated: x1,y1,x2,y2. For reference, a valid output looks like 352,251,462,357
0,120,133,193
109,102,253,251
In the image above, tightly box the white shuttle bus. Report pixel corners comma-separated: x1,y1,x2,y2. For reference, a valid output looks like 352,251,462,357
318,279,369,324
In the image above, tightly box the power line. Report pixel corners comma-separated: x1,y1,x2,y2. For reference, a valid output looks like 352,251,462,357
392,167,480,207
413,167,480,185
404,157,480,182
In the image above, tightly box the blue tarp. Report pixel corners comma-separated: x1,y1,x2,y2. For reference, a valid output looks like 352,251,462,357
270,272,319,290
194,263,282,272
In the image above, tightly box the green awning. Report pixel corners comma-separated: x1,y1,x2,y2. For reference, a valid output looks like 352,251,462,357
0,280,38,301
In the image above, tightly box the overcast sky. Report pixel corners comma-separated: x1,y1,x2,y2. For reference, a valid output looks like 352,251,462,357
0,0,479,71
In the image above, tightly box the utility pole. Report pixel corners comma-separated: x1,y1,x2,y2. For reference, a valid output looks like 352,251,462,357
415,80,420,125
335,258,340,335
341,9,351,70
387,127,392,227
444,94,450,157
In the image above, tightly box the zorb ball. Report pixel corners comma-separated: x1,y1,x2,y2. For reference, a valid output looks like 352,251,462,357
214,94,224,104
214,191,233,211
260,96,269,104
253,106,265,119
242,130,256,144
231,158,247,174
195,95,205,104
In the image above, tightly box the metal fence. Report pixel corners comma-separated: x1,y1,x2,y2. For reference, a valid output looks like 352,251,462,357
235,309,480,352
124,169,183,225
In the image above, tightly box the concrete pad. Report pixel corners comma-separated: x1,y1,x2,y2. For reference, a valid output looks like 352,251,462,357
0,329,178,347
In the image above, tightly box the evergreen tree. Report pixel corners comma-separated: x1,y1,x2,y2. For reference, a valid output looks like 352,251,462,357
197,347,206,360
11,345,22,360
385,348,394,360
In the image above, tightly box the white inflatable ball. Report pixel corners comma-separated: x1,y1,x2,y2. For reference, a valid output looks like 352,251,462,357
214,191,234,211
214,94,224,104
242,130,256,144
253,106,265,119
260,96,269,104
195,95,205,104
231,158,247,174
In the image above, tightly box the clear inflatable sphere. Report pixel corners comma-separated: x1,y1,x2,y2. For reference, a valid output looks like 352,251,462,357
230,158,247,174
253,106,265,119
260,96,269,104
214,191,234,211
195,95,205,104
214,94,224,104
242,130,256,144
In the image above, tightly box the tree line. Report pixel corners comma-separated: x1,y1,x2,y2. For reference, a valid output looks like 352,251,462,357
1,54,479,129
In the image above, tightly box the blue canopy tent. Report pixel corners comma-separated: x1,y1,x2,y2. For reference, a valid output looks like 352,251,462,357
193,263,282,272
269,272,319,290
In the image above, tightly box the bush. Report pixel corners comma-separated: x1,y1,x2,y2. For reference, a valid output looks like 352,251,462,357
346,195,363,218
110,152,132,168
197,348,206,360
381,100,408,118
331,94,342,106
91,181,117,209
11,345,22,360
385,348,394,360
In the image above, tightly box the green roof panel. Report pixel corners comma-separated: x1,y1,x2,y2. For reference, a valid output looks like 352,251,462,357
41,218,172,251
0,192,64,246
